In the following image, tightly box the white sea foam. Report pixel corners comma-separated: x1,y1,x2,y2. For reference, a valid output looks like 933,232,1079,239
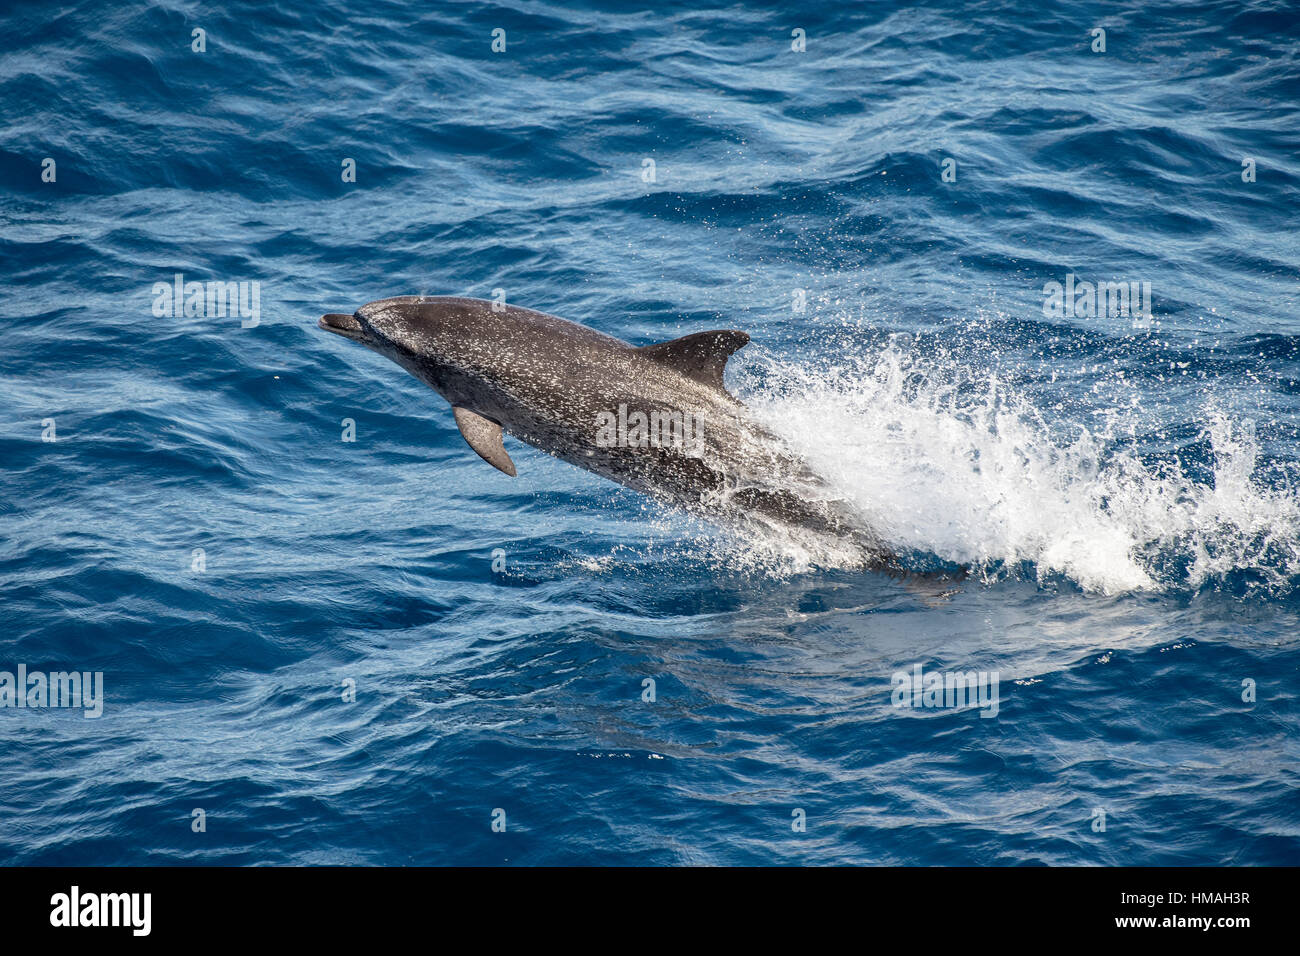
720,340,1300,595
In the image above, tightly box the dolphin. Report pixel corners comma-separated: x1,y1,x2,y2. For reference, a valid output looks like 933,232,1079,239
319,296,902,572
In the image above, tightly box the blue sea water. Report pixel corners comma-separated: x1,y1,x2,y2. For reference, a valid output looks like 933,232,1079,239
2,0,1299,866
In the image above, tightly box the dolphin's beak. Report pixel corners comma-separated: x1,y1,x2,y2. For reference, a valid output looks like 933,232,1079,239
319,313,365,340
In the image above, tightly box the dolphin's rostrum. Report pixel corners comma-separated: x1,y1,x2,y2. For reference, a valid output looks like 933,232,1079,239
320,296,900,571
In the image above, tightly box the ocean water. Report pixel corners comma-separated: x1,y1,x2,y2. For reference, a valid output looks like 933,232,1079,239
2,0,1299,866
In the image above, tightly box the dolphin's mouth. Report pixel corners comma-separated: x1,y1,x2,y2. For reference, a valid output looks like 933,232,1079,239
319,312,365,340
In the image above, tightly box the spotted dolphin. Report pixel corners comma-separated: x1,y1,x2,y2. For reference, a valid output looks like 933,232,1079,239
320,296,900,571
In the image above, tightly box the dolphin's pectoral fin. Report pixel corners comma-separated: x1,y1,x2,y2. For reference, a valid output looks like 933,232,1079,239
637,330,750,392
452,406,517,477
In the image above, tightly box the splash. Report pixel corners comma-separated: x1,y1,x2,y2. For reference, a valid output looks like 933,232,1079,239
725,339,1300,596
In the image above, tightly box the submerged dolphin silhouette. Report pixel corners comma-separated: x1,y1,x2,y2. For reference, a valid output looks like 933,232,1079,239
320,296,901,571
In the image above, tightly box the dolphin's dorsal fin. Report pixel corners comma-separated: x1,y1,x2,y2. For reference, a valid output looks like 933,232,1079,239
636,330,750,391
453,406,517,477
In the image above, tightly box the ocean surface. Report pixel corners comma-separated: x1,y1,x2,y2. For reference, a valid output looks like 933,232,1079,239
2,0,1299,865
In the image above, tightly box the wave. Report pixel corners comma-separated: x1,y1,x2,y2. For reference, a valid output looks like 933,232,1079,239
726,335,1300,596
